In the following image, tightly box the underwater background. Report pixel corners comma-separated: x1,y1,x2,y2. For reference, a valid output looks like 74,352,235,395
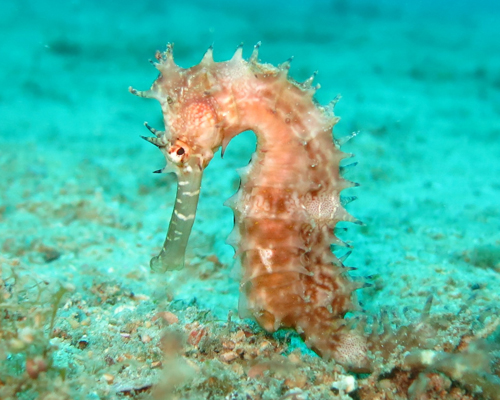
1,0,500,398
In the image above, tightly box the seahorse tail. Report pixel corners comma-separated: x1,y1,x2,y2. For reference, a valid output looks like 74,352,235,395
301,316,370,372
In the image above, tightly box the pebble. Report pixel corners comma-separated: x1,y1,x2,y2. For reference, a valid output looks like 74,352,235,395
220,351,239,363
103,373,115,384
331,375,357,393
141,334,152,343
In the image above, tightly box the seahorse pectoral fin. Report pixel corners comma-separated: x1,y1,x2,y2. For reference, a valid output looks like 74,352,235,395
150,169,203,273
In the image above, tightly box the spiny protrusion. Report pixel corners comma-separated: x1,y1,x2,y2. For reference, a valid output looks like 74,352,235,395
144,122,162,138
221,134,232,158
128,86,155,99
201,44,214,64
323,95,341,120
279,56,293,72
339,250,352,264
142,122,168,146
329,95,342,110
249,41,261,64
231,42,244,62
223,192,238,210
340,162,358,176
351,280,369,291
336,206,363,226
341,196,358,206
141,135,167,147
165,43,175,62
236,164,253,186
331,235,353,248
340,178,360,190
225,224,241,251
336,131,359,147
155,43,178,70
341,152,355,160
149,58,159,69
302,71,318,89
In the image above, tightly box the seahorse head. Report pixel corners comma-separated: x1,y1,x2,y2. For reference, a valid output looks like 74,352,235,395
129,44,224,272
142,45,224,171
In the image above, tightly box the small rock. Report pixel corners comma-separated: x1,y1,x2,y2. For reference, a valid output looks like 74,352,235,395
103,373,114,384
220,351,239,363
141,334,152,343
223,340,235,350
331,374,357,393
26,357,48,379
78,335,89,350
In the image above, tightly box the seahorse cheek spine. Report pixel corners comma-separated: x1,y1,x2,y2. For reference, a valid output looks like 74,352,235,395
130,44,369,371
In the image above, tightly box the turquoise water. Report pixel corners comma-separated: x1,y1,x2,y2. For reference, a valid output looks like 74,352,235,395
1,0,499,399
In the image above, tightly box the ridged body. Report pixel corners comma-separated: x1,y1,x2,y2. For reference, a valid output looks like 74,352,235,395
131,44,368,370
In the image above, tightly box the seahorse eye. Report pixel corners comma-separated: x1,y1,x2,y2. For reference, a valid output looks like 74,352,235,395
167,140,190,165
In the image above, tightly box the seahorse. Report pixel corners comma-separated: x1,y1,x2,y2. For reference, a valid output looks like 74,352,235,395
130,43,369,371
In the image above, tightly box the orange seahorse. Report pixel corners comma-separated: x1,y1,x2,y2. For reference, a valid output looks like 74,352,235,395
130,43,369,371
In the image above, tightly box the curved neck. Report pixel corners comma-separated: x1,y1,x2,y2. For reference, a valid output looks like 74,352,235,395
214,73,330,189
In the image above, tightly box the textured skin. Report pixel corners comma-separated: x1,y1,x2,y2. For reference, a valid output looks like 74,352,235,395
130,44,368,370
